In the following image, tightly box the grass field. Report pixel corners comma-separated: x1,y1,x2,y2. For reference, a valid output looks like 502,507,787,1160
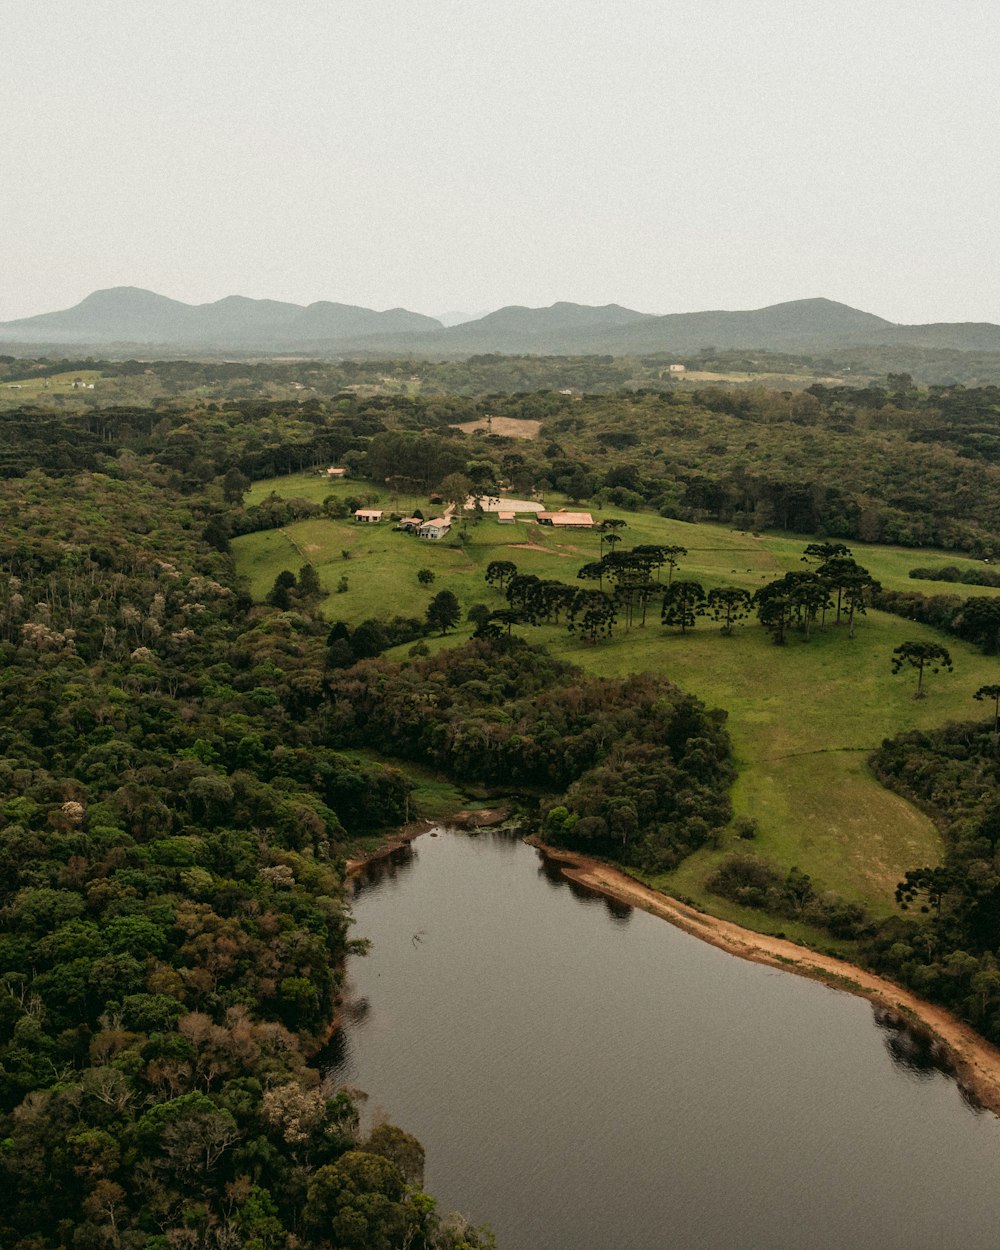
0,369,104,400
233,472,1000,921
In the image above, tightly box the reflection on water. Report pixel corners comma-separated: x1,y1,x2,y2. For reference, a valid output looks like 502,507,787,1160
329,828,1000,1250
350,840,418,898
873,1004,987,1112
873,1004,952,1081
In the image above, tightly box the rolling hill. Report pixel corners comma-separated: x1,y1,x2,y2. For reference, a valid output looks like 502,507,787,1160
5,287,1000,358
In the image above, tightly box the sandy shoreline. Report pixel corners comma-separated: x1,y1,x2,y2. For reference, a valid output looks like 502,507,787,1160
343,818,1000,1115
526,836,1000,1118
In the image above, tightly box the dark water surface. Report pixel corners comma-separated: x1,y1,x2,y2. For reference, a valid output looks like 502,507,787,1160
327,830,1000,1250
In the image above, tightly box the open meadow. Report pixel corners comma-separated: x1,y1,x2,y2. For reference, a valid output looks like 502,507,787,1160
234,470,1000,927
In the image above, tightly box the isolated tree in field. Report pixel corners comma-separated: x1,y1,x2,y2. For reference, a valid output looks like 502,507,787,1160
485,559,517,591
891,641,953,698
661,580,706,634
416,568,435,586
426,589,461,635
706,586,752,635
974,684,1000,733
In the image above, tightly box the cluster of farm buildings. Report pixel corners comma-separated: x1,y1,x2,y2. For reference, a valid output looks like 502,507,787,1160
352,495,595,539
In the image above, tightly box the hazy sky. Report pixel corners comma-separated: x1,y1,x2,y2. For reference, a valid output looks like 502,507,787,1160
3,1,998,324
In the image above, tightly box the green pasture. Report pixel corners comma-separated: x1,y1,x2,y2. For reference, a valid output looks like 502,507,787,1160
0,369,104,401
245,471,362,508
233,476,1000,917
544,615,996,914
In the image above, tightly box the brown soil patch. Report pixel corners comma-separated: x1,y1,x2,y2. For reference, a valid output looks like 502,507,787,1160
344,821,433,875
527,837,1000,1117
447,806,511,829
453,417,541,439
508,542,574,556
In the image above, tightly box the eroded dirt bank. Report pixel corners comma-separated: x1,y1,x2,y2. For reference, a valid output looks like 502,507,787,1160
528,837,1000,1118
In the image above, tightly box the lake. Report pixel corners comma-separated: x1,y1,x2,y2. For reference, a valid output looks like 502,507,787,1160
326,829,1000,1250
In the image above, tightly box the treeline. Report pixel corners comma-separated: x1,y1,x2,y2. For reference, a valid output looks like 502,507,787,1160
909,563,1000,588
327,637,734,872
872,588,1000,654
705,853,870,940
868,723,1000,1044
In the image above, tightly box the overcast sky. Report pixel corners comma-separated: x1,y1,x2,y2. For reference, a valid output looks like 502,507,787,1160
2,0,998,324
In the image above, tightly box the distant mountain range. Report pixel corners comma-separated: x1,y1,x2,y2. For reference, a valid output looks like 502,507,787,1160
4,286,1000,358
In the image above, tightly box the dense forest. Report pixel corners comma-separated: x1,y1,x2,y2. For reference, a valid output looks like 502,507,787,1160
0,448,496,1246
327,640,733,872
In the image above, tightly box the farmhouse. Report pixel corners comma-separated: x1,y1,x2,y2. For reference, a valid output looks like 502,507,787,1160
536,510,594,529
497,511,516,524
397,516,423,532
418,517,451,540
325,466,347,478
354,509,383,524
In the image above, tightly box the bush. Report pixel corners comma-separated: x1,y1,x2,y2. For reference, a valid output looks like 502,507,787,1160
734,815,758,840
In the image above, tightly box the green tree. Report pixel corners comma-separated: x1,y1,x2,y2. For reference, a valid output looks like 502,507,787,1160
599,517,627,558
304,1151,410,1250
484,560,517,591
267,569,296,610
298,562,322,598
467,602,491,631
221,466,251,504
817,555,877,627
891,641,953,698
417,568,436,586
439,472,472,519
802,540,851,565
754,584,794,645
661,581,706,633
567,589,617,643
974,684,1000,733
426,590,461,634
705,586,752,635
